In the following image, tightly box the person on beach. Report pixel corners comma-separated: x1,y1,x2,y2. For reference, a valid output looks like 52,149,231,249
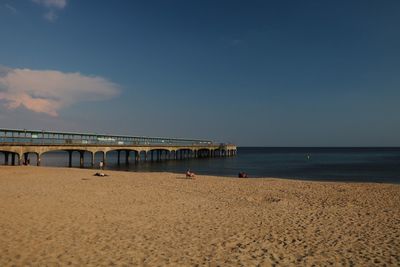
238,172,248,178
186,169,195,178
99,161,104,170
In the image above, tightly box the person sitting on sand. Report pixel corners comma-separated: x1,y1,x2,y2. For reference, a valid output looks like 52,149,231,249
186,169,195,178
238,172,248,178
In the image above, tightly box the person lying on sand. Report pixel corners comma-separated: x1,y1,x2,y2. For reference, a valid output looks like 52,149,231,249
186,169,195,178
94,172,108,177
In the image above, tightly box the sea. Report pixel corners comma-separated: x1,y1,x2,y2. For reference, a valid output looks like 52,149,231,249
34,147,400,184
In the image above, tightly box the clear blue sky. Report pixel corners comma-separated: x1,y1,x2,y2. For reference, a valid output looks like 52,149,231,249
0,0,399,146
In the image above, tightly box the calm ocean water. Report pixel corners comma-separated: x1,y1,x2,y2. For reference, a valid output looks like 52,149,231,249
34,147,400,183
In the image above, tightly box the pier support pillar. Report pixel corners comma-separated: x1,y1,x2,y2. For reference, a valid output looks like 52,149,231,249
68,151,73,167
125,150,130,165
24,153,29,165
11,153,15,166
117,150,121,166
37,153,41,166
4,152,9,165
135,152,140,162
91,153,95,167
79,151,84,168
102,152,106,167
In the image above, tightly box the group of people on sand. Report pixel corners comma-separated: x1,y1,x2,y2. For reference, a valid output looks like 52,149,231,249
185,169,248,178
94,161,106,177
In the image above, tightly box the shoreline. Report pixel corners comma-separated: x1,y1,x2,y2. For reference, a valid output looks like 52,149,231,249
2,164,399,185
1,166,399,266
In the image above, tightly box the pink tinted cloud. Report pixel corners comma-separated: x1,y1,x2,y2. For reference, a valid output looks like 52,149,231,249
0,66,120,117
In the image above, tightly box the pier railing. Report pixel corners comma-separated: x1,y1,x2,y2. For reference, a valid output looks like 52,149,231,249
0,128,214,147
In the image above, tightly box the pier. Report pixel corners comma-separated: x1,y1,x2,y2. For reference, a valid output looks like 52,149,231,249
0,129,237,167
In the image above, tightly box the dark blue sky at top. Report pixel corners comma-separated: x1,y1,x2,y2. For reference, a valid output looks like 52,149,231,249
0,0,399,146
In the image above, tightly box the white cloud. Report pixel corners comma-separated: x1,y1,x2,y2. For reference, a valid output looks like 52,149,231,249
5,4,17,14
32,0,67,21
32,0,67,9
0,66,120,117
44,10,57,21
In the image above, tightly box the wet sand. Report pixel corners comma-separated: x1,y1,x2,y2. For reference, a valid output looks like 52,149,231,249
0,166,399,266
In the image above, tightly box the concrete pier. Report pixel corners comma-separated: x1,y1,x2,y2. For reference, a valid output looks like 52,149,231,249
1,128,237,168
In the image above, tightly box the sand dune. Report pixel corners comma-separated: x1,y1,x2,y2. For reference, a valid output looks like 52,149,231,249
0,166,399,266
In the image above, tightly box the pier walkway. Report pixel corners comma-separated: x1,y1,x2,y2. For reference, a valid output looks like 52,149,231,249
0,129,237,167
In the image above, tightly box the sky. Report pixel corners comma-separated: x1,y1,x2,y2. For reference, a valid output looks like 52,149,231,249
0,0,399,146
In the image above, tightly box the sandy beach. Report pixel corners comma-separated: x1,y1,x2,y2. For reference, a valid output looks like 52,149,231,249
0,166,399,266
